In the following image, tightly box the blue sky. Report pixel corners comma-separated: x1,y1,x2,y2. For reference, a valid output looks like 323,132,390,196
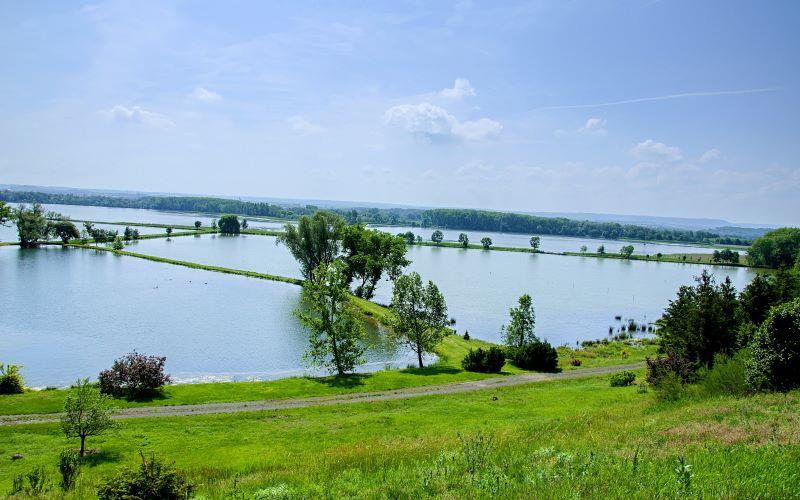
1,1,798,224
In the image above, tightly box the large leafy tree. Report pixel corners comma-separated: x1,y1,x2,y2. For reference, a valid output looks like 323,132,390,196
390,272,449,368
656,270,741,367
430,230,443,245
342,225,409,300
13,203,50,248
296,260,365,376
529,236,540,251
52,220,80,243
0,201,11,227
501,294,537,349
278,211,345,281
746,298,800,392
458,233,469,248
620,245,634,259
61,379,115,456
747,228,800,269
217,214,241,235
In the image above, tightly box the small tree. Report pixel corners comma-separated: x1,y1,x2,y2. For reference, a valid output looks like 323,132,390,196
241,218,248,230
13,203,49,247
580,245,587,253
123,226,134,241
620,245,634,259
165,227,173,238
458,233,469,248
597,244,605,255
0,200,11,227
390,272,449,368
211,218,218,230
431,230,444,245
296,260,365,376
112,236,124,251
501,294,536,349
61,379,115,456
217,215,241,235
194,221,202,230
480,237,492,249
529,236,540,251
52,220,80,243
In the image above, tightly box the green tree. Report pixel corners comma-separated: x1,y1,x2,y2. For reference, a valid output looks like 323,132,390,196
52,220,80,243
580,245,587,253
390,272,449,368
458,233,469,248
241,218,248,230
399,231,416,245
217,214,241,235
13,203,50,247
194,220,202,230
747,228,800,268
60,379,115,456
0,200,11,227
529,236,540,251
296,260,365,376
112,236,124,250
342,225,409,299
746,298,800,392
211,218,218,230
277,211,345,281
431,230,444,245
620,245,634,259
501,294,536,349
165,227,173,237
481,237,492,249
597,244,605,255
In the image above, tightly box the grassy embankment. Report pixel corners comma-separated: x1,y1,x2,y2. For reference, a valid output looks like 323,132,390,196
563,251,760,268
1,373,797,497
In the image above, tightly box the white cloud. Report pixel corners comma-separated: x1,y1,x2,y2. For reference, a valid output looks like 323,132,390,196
383,102,500,142
579,117,607,134
699,148,722,163
631,139,682,162
439,78,476,99
101,105,174,128
287,115,324,134
190,87,222,102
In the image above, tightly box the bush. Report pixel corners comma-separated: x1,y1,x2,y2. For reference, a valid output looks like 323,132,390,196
609,371,636,387
654,371,685,402
570,358,582,367
59,448,82,491
11,466,49,496
0,363,24,394
746,298,800,392
462,347,505,373
508,340,558,372
645,352,695,387
99,352,171,399
97,452,192,500
698,351,749,397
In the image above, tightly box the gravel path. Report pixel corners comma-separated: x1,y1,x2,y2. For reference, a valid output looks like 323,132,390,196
0,363,642,426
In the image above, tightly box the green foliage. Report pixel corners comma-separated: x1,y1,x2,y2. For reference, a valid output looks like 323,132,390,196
597,244,605,255
747,227,800,268
508,340,558,372
194,220,202,230
712,248,740,264
0,200,11,227
698,351,749,397
123,226,140,241
59,448,82,491
480,237,492,249
97,451,193,500
580,245,587,253
112,235,124,250
99,352,171,399
645,352,696,387
10,465,50,496
746,298,800,392
461,347,506,373
529,236,540,250
12,203,49,247
431,230,444,244
51,219,80,243
653,371,685,401
342,225,409,299
241,218,248,230
0,363,24,394
277,211,344,280
609,371,636,387
619,245,634,258
458,232,469,248
501,294,536,349
296,260,366,376
399,231,416,245
391,272,449,368
61,378,116,456
217,214,241,235
166,226,173,237
656,270,741,367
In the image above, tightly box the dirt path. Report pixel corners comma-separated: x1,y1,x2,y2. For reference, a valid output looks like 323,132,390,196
0,363,642,426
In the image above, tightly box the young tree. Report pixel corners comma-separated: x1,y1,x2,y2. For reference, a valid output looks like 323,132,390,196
13,203,49,247
241,218,248,230
52,220,80,243
342,225,409,299
123,226,134,241
390,272,449,368
61,379,115,456
481,237,492,249
165,227,173,238
211,218,218,231
112,236,124,250
217,214,241,234
501,294,537,349
597,244,606,255
296,260,365,376
529,236,541,251
620,245,635,259
430,230,444,245
580,245,588,253
0,201,11,227
458,233,469,248
277,211,345,281
194,220,202,230
415,235,423,244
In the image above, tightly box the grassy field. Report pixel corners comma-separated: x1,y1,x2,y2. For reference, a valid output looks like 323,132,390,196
1,372,797,498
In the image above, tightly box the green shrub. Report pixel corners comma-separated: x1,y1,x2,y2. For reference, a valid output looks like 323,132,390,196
746,298,800,392
0,363,24,394
698,350,749,397
509,340,558,372
59,448,82,491
645,352,695,386
97,452,192,500
654,371,685,402
609,371,636,387
11,465,50,496
462,347,505,373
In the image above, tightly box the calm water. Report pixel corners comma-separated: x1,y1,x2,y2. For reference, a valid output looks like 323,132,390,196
0,221,182,243
0,246,412,387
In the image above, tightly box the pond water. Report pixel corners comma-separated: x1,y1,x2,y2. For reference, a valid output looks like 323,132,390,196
0,246,413,387
0,221,184,243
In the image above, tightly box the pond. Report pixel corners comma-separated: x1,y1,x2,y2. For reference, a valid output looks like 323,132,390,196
0,245,412,387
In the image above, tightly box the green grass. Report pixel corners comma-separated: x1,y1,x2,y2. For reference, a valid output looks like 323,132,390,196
563,251,761,268
1,374,796,497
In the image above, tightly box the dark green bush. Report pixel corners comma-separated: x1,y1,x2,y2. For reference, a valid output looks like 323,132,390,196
508,340,558,372
97,452,192,500
59,448,81,491
462,347,505,373
746,298,800,392
645,352,695,387
698,351,749,397
0,363,24,394
609,371,636,387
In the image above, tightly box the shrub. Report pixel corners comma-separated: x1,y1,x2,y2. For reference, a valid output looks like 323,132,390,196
97,452,192,500
509,340,558,372
99,352,171,399
463,331,470,340
59,448,82,491
698,351,749,397
645,352,695,387
0,363,24,394
654,371,685,402
11,466,49,496
746,298,800,392
462,347,505,373
570,358,582,367
609,371,636,387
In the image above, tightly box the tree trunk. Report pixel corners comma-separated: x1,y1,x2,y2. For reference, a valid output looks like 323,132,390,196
416,342,424,368
80,435,86,457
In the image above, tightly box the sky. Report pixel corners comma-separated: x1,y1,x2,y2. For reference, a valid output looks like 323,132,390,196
1,1,798,225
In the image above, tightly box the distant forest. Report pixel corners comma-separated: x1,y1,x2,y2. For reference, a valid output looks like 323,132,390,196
0,190,751,245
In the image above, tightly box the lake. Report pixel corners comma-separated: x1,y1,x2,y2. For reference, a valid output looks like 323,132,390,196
0,245,412,387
